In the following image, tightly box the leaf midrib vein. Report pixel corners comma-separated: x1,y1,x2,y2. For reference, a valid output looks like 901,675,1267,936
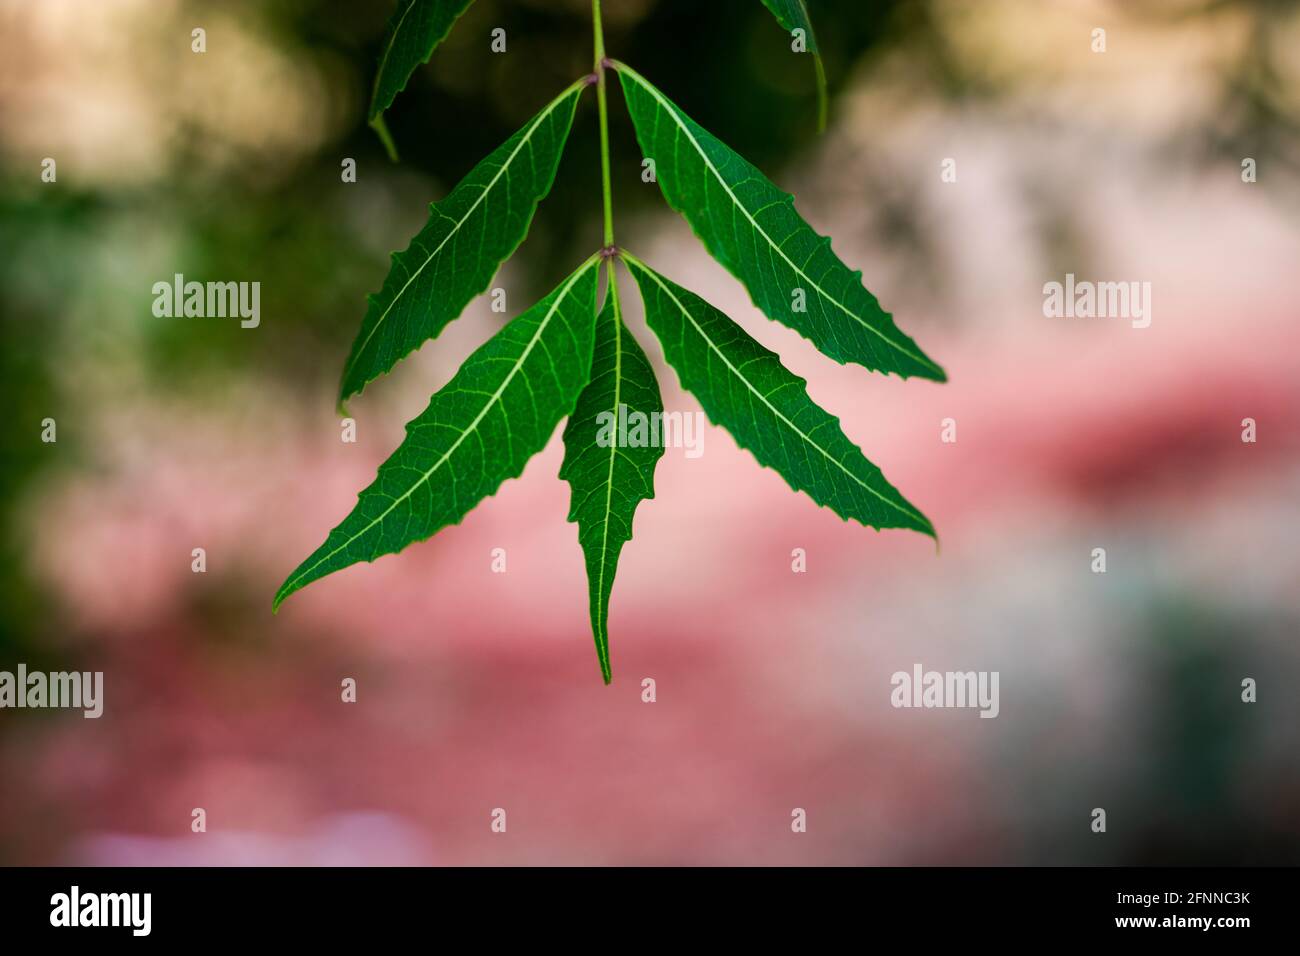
593,286,624,665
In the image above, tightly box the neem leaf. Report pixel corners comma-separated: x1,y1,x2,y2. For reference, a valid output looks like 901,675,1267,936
370,0,476,124
623,252,934,538
613,62,945,383
559,263,664,683
340,78,587,406
758,0,828,130
275,255,602,610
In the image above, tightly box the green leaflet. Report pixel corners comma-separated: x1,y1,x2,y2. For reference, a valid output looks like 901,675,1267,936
370,0,475,123
559,262,664,683
275,255,602,611
623,252,934,538
613,62,945,384
341,80,586,407
758,0,828,131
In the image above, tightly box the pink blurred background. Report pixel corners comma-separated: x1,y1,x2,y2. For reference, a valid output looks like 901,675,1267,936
1,0,1298,865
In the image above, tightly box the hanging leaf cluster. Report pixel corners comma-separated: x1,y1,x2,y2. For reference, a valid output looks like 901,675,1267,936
275,0,945,683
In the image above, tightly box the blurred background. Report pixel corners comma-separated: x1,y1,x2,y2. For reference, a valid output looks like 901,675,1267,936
1,0,1298,865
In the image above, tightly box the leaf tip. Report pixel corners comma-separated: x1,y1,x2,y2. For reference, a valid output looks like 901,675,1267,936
369,115,400,163
913,510,939,548
272,574,301,614
814,53,828,133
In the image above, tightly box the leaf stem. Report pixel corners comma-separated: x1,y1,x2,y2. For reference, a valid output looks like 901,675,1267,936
592,0,615,248
813,53,828,133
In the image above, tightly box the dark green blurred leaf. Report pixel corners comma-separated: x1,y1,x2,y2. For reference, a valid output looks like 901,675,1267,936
369,0,476,123
758,0,827,129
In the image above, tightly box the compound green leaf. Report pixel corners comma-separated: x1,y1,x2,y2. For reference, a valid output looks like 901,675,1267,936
758,0,828,130
623,252,934,538
275,255,602,610
559,263,664,683
614,62,945,383
369,0,476,124
341,78,587,406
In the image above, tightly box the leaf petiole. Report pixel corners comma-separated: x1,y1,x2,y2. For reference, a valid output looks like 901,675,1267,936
592,0,615,248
